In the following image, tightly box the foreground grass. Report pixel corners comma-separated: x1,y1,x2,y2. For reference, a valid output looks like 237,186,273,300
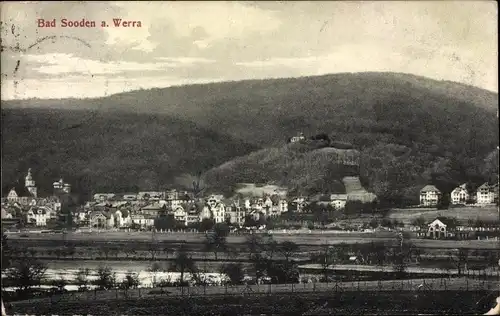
7,278,500,315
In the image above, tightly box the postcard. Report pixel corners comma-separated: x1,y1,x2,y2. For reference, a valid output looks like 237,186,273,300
1,2,498,315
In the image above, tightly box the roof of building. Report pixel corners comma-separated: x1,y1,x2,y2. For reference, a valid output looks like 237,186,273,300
452,183,468,191
330,194,348,200
429,217,457,229
420,185,440,193
477,182,490,190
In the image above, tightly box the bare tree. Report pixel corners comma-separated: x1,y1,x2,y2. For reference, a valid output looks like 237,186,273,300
448,248,469,276
120,271,140,292
94,266,116,290
99,247,111,260
148,242,161,261
75,268,91,291
124,247,136,259
169,245,196,285
245,234,263,258
148,262,162,287
204,223,229,260
263,235,279,260
279,241,299,264
317,244,336,282
6,258,48,295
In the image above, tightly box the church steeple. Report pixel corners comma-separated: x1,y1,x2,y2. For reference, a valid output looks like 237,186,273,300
25,168,37,197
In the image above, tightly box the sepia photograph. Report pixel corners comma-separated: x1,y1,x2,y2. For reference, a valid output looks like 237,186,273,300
1,1,499,315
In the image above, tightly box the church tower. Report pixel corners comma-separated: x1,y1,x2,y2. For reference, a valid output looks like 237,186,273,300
25,168,38,197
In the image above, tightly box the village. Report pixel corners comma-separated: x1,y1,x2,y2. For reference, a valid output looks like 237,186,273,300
1,168,499,241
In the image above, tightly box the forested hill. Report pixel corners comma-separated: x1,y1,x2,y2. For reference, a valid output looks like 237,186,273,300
1,109,258,201
1,72,498,204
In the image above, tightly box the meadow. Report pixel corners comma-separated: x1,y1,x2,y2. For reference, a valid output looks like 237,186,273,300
387,206,499,224
6,279,499,315
8,230,500,250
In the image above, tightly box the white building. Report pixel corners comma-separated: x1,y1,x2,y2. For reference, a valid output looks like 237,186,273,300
200,195,226,223
476,183,496,205
53,178,71,194
427,218,456,239
290,132,306,143
26,207,48,226
419,185,441,206
25,168,38,198
451,183,469,204
330,194,348,210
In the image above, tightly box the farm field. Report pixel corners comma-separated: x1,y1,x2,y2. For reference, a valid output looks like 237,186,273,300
7,231,500,249
387,206,499,224
6,279,499,315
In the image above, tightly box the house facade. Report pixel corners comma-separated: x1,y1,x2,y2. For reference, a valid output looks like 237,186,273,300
201,195,226,223
26,207,49,226
426,218,456,239
53,178,71,194
419,185,441,206
290,132,306,143
89,211,114,228
93,193,116,202
330,194,348,210
451,183,469,205
476,183,496,205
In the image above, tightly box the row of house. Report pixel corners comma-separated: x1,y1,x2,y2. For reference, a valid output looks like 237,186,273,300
78,193,290,230
419,182,499,206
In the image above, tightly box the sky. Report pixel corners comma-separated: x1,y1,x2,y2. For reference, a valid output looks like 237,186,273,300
0,1,497,100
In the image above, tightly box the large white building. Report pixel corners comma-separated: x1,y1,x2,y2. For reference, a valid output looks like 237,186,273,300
451,183,469,205
476,183,496,205
419,185,441,206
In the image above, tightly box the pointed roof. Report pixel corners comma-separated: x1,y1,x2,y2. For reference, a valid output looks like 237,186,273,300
477,182,490,190
420,185,440,193
429,217,457,229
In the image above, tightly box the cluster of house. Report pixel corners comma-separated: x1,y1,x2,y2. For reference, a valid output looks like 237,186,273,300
419,182,499,206
2,169,498,235
1,169,67,227
0,169,359,230
75,191,292,229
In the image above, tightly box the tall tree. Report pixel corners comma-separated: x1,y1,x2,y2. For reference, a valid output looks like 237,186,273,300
204,223,229,260
448,248,469,276
170,245,196,285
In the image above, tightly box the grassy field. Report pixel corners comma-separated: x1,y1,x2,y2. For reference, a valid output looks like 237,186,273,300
6,278,499,315
387,206,499,224
7,230,500,250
